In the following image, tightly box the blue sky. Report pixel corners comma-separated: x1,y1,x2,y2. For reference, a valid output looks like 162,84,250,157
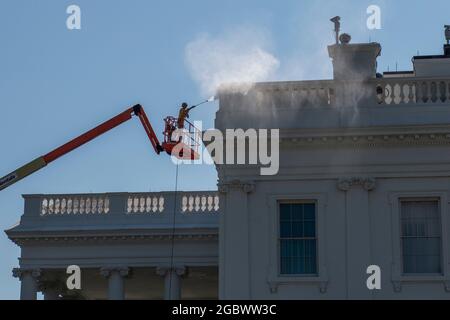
0,0,449,299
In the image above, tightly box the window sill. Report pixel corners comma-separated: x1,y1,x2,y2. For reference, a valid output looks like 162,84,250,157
391,275,450,292
267,274,329,294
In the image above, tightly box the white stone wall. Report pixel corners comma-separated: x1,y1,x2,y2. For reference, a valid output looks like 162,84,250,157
216,43,450,299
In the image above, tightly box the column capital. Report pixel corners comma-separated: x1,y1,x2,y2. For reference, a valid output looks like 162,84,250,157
156,266,186,277
12,267,42,280
218,179,255,194
100,266,130,278
337,177,376,191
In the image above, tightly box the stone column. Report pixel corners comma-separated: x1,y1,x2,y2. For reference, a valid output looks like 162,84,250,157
218,179,254,299
13,268,41,300
100,267,130,300
156,266,186,300
338,177,376,299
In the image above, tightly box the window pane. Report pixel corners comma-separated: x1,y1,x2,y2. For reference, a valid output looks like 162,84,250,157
401,200,442,274
279,202,317,275
291,204,303,220
304,221,315,237
292,221,304,237
280,204,291,221
304,203,315,220
280,221,291,238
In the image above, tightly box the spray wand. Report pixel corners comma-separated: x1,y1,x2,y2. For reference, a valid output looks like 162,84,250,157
190,96,216,110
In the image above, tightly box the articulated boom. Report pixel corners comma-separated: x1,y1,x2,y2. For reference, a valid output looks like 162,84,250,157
0,104,201,191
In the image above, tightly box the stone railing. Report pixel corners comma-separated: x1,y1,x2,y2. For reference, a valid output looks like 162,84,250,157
41,195,110,215
251,77,450,107
126,194,165,214
181,193,220,213
374,77,450,105
252,80,336,107
219,77,450,110
34,192,220,217
18,192,220,231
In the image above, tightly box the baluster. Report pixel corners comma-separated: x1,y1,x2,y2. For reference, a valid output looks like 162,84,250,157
384,84,393,104
214,196,220,211
127,197,133,213
188,196,194,212
410,82,416,104
423,81,430,103
416,82,423,103
207,196,213,211
194,196,200,212
80,198,85,214
61,198,67,214
159,196,164,212
139,197,145,213
393,84,402,104
92,198,98,214
67,198,73,214
316,88,323,105
328,87,335,105
98,198,104,214
54,198,60,214
104,198,110,213
201,196,207,212
439,81,446,103
431,81,437,103
41,198,48,215
152,197,158,213
402,84,410,104
48,199,54,214
447,82,450,103
182,196,188,212
146,196,152,213
86,198,91,214
73,198,79,214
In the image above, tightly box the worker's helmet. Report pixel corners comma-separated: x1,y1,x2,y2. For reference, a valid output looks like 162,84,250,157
181,102,188,108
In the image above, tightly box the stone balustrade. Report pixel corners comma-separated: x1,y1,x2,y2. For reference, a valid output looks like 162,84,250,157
32,192,220,217
374,77,450,105
13,192,220,233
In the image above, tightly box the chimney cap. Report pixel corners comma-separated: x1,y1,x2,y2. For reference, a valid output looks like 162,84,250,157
339,33,351,44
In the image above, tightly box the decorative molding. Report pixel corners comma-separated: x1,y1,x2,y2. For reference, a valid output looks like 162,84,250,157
268,281,278,294
156,266,187,277
280,132,450,148
445,281,450,293
8,232,218,245
337,177,376,191
218,179,255,194
392,281,402,293
12,267,42,280
318,281,328,294
100,267,130,278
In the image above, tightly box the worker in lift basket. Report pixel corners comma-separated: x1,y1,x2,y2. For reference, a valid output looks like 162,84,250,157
177,102,194,129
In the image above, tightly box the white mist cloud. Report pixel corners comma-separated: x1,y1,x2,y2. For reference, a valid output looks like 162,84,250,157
184,27,280,96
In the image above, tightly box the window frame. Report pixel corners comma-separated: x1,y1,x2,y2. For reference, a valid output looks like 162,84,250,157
389,191,450,290
278,200,318,277
267,193,329,293
399,197,443,276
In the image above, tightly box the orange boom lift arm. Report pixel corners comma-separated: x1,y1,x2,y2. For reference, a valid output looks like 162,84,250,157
0,104,200,191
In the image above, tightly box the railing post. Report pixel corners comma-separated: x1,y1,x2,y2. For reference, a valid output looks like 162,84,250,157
107,193,128,215
23,195,44,217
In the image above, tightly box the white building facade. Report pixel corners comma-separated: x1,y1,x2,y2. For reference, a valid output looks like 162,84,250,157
6,39,450,300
